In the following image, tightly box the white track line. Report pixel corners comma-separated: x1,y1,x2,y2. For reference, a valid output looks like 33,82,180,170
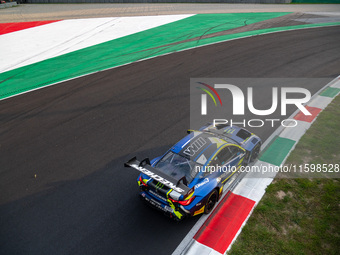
0,14,194,73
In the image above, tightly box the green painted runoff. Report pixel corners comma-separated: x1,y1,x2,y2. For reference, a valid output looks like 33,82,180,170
1,13,339,100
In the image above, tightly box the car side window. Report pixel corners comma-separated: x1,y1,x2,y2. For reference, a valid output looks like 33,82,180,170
217,147,233,166
203,156,220,177
211,155,222,167
229,146,242,157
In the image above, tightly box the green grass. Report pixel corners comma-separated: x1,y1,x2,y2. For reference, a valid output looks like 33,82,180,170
228,95,340,255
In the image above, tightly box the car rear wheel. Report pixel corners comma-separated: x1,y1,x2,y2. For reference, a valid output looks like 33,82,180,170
204,190,218,214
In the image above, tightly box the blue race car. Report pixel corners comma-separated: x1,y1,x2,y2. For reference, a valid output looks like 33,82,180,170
124,124,261,221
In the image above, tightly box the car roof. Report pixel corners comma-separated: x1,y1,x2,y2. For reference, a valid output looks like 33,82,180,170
170,131,236,165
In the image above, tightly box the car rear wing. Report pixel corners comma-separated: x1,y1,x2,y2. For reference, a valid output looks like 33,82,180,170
124,157,191,196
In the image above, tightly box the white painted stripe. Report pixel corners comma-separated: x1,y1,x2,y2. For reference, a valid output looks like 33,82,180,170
307,95,333,109
0,14,193,73
330,77,340,89
279,120,311,142
305,12,340,17
185,240,221,255
233,179,267,203
233,162,275,203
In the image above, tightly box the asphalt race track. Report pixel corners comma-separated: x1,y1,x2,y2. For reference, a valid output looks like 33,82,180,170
1,26,339,254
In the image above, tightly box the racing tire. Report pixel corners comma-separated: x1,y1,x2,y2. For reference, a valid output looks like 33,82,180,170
204,189,218,214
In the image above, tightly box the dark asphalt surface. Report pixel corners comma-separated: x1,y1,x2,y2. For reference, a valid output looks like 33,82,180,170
1,26,339,255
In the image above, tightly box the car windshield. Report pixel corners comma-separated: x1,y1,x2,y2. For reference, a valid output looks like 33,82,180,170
155,152,199,184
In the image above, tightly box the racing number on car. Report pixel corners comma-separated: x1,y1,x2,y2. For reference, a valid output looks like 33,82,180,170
183,137,206,156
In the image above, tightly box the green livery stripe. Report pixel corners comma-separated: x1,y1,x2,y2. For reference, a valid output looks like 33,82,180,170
320,87,340,98
259,137,296,166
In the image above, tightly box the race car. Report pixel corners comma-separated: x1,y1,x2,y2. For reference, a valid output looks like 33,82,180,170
124,124,261,221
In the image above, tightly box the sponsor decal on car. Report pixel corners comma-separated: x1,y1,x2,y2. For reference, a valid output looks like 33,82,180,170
149,189,167,202
131,163,185,193
183,137,207,156
195,178,209,189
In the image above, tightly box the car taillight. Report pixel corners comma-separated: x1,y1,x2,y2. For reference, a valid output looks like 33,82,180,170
170,196,196,206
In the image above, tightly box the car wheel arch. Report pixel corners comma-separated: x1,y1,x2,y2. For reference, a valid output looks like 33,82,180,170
204,188,219,214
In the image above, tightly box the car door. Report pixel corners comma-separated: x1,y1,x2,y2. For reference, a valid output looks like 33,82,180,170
228,145,245,167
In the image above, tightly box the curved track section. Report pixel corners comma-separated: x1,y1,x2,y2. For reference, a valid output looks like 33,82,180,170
0,26,339,255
